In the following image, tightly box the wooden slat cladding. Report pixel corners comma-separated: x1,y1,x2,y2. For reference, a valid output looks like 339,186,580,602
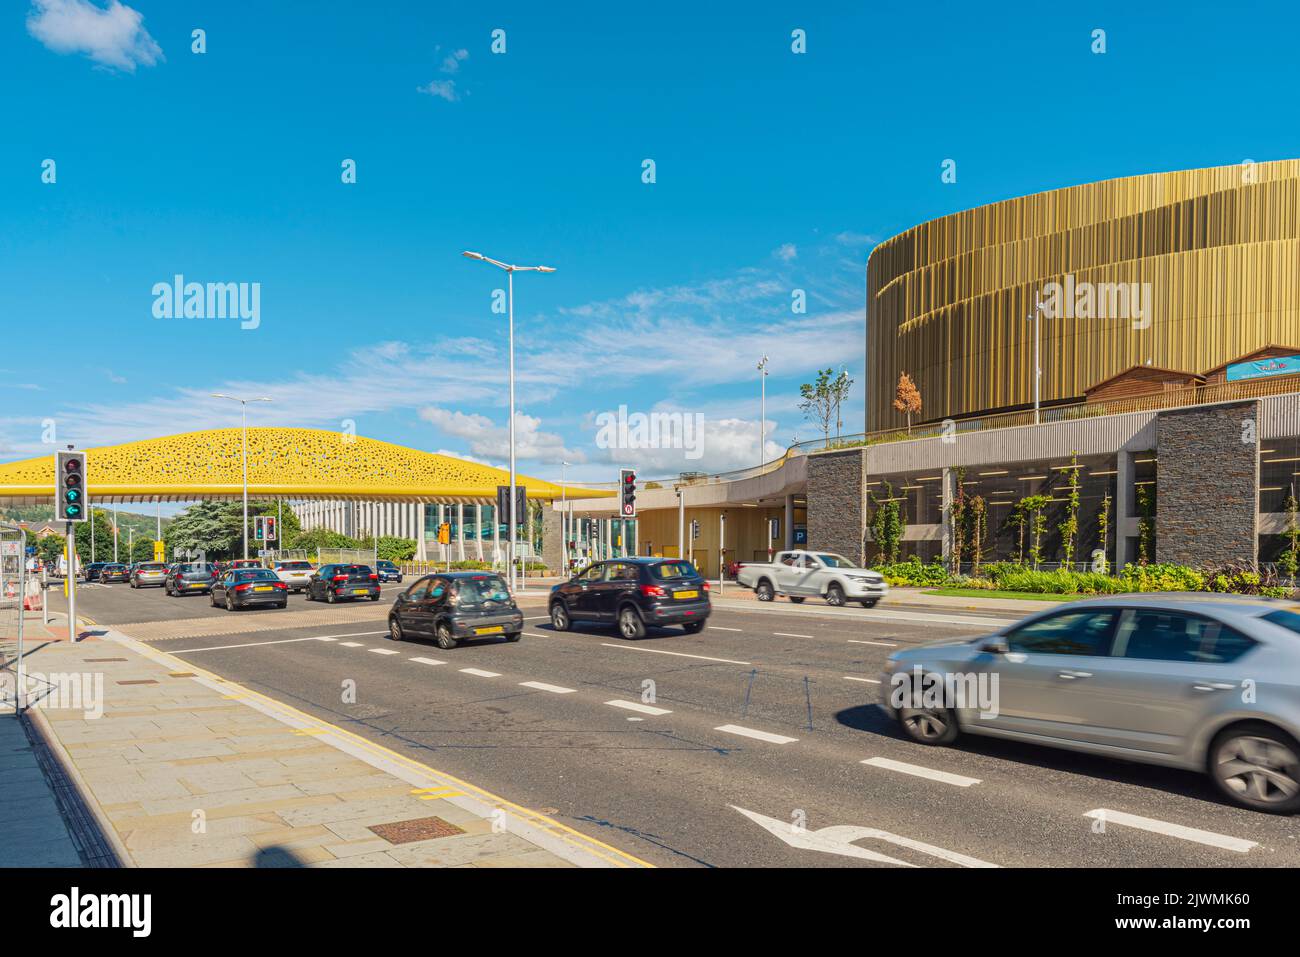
867,160,1300,431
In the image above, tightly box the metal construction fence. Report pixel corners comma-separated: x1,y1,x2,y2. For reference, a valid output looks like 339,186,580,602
0,522,28,714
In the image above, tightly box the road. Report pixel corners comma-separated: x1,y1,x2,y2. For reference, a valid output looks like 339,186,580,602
54,580,1300,868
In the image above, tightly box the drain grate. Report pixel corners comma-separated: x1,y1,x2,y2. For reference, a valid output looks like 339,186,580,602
368,816,466,844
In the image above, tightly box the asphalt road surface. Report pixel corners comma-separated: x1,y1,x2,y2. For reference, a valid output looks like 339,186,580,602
56,581,1300,868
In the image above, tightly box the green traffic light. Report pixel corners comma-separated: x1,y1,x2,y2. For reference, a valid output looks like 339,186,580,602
65,504,82,518
65,488,80,502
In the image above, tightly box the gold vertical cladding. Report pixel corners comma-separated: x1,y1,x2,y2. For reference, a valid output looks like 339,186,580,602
866,160,1300,431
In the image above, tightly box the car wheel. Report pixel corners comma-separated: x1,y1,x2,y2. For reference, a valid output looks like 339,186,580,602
435,622,458,650
277,602,287,609
225,594,235,612
898,704,961,745
861,599,879,608
618,606,646,640
550,602,570,632
369,594,379,601
682,621,705,634
788,596,805,604
826,583,846,606
755,579,775,602
326,589,336,604
389,618,404,642
505,631,522,643
1209,724,1300,813
210,591,218,607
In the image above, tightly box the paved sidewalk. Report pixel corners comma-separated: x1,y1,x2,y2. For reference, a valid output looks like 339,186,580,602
13,630,649,869
0,711,83,867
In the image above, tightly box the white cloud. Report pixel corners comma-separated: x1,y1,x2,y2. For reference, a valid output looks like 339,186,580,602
584,412,785,476
417,79,459,101
27,0,162,72
774,243,797,262
420,407,586,465
440,48,468,74
834,230,877,246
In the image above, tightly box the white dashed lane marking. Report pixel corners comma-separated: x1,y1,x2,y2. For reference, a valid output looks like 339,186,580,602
709,626,743,632
862,757,981,787
843,676,881,684
339,642,364,647
599,643,750,665
409,657,445,666
606,699,672,716
1083,810,1257,853
369,648,401,656
773,632,814,639
460,668,502,678
714,724,799,745
848,639,897,647
519,681,577,694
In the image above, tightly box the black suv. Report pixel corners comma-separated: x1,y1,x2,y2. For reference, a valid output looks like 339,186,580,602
306,564,380,603
388,572,523,649
99,563,130,583
549,558,710,639
375,560,403,584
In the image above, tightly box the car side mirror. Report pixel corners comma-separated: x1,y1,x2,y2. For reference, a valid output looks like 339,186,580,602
979,638,1009,655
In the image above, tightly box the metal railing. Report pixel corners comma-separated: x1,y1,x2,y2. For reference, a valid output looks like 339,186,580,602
0,522,28,714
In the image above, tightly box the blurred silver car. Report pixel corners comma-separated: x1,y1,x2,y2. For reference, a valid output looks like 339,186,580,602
130,561,168,588
881,594,1300,813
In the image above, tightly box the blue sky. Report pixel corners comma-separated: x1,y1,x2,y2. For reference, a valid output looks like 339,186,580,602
4,0,1300,488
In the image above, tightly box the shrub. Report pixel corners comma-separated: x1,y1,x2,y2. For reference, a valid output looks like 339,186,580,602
873,557,949,587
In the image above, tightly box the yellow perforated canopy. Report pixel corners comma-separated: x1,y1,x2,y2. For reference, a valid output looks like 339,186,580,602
0,428,612,505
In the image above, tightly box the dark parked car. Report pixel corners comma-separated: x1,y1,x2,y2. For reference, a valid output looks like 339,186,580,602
388,572,523,649
306,564,380,603
83,562,109,582
549,558,710,639
164,562,218,596
99,563,130,583
211,568,289,610
376,560,403,584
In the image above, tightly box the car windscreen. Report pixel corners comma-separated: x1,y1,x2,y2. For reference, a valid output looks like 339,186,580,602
455,575,510,604
1262,609,1300,634
139,563,166,570
340,565,372,576
651,562,698,580
277,561,312,570
234,570,277,582
179,564,210,573
377,561,397,569
814,553,855,568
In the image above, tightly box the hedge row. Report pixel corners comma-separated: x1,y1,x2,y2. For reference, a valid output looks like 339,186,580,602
874,558,1293,599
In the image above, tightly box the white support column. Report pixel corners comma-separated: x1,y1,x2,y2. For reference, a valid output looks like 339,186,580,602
475,504,484,560
456,504,466,562
415,504,427,560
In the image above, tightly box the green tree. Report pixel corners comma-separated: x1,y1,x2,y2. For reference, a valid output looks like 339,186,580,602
1019,495,1050,569
870,481,906,563
799,368,838,442
1058,454,1081,568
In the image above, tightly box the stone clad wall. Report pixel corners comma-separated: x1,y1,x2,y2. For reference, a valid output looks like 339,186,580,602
1155,401,1259,568
806,449,866,565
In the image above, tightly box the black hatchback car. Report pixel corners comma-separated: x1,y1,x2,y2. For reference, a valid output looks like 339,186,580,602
210,568,289,610
83,562,109,582
99,563,130,583
549,558,710,639
388,572,523,649
306,564,380,603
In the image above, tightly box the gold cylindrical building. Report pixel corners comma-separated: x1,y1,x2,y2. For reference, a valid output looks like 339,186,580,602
866,160,1300,431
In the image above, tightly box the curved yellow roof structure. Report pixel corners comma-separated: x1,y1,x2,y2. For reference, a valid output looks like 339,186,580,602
0,428,612,506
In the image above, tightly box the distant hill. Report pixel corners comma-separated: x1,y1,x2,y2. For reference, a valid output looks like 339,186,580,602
1,506,172,540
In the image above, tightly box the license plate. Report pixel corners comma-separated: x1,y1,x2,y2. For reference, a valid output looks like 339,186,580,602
675,590,698,599
351,588,366,595
474,625,504,635
253,586,272,592
186,582,201,588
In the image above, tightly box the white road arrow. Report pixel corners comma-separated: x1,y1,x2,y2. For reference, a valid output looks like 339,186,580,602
732,805,999,868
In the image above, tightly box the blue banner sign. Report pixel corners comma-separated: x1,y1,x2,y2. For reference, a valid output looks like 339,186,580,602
1226,354,1300,382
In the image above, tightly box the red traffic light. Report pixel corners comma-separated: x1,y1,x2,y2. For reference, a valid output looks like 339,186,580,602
64,457,81,471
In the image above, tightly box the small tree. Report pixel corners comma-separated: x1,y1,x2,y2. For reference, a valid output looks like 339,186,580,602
948,467,967,576
799,368,837,443
831,368,854,439
969,495,987,578
893,372,922,434
1095,493,1112,573
1136,483,1155,564
1281,492,1300,580
1019,494,1050,569
1009,501,1029,565
1058,454,1081,569
870,482,906,563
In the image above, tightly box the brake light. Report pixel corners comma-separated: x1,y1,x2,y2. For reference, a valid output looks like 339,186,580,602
369,574,378,581
275,582,287,590
640,584,666,597
234,583,251,592
703,582,710,591
332,575,347,583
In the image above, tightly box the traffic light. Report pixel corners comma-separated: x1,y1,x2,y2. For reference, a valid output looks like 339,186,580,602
265,516,277,542
691,519,700,540
620,468,637,517
55,451,87,522
437,523,450,545
254,516,265,541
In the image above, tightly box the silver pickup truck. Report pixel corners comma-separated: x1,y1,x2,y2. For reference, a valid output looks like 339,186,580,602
735,550,888,608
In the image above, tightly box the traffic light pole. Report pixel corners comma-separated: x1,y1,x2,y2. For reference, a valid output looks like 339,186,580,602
65,520,76,643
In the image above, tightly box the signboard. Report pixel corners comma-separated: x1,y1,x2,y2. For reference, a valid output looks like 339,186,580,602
1226,354,1300,382
1,542,20,557
495,485,527,525
793,527,808,545
153,540,165,562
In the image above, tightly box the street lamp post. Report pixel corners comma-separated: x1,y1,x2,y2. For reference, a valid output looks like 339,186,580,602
1028,299,1045,425
212,393,272,560
757,355,769,467
461,251,555,593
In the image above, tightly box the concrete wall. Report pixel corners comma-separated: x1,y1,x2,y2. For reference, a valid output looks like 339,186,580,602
806,449,866,564
1155,401,1259,568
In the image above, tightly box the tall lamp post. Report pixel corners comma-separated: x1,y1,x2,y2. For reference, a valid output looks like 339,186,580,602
757,355,769,467
1028,299,1045,424
212,393,272,560
461,251,555,593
